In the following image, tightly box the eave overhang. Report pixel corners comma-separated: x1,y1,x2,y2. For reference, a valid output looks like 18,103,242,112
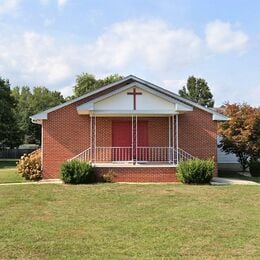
30,75,229,123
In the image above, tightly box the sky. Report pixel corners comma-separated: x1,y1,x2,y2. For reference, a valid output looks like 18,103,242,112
0,0,259,107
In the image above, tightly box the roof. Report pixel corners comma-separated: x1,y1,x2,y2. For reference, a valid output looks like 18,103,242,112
30,75,229,122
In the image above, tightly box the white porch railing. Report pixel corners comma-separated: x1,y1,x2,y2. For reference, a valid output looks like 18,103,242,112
68,147,91,162
137,147,172,162
69,146,196,165
95,147,132,162
174,147,196,164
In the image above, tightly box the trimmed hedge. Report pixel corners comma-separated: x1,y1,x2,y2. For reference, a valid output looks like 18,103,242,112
177,159,215,184
60,160,96,184
249,160,260,177
17,149,42,181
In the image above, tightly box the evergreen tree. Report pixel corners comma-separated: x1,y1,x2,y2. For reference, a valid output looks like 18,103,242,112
179,76,214,107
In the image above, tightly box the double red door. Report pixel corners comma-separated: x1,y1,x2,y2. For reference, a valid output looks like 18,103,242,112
112,120,148,161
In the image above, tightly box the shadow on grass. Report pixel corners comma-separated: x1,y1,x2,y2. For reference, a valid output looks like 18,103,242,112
0,160,18,169
218,170,260,184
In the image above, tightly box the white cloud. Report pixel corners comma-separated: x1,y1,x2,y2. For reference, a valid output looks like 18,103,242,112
43,17,55,27
0,19,204,90
0,31,71,85
205,20,249,54
0,17,253,106
58,84,73,97
57,0,67,8
40,0,68,8
87,19,202,72
0,0,19,14
161,79,186,93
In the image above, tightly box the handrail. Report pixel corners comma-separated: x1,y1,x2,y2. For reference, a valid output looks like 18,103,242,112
175,147,196,163
68,146,196,164
68,147,91,162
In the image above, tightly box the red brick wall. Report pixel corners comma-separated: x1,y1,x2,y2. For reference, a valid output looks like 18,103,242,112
95,167,177,182
148,117,169,146
42,105,90,178
42,103,218,179
42,80,133,178
178,108,218,174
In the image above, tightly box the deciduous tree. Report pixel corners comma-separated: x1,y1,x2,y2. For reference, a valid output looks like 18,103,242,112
74,73,123,97
0,78,21,148
12,86,65,144
218,103,260,171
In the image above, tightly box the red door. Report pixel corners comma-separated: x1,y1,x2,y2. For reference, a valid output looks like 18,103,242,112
112,121,132,161
137,121,148,161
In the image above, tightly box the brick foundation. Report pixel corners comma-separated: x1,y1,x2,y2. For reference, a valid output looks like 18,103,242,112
95,167,177,182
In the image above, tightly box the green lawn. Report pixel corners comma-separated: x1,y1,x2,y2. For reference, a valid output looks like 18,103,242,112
0,159,24,183
0,184,259,259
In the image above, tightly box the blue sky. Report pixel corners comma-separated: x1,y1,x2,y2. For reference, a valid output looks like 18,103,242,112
0,0,259,106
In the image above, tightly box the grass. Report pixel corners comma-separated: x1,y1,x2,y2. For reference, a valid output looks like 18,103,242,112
0,184,259,259
0,159,24,183
218,170,260,184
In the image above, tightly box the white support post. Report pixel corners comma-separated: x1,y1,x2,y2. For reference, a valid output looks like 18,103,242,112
94,114,97,164
90,115,93,163
176,114,179,165
132,115,134,164
41,123,44,171
168,116,171,163
172,115,175,165
136,115,138,164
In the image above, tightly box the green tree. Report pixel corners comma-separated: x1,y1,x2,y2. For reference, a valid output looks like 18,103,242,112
12,86,65,144
12,86,32,143
0,78,21,148
74,73,123,97
218,103,260,171
179,76,214,107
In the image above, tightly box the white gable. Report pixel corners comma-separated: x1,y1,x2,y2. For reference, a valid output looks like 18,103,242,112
77,82,193,115
95,87,175,111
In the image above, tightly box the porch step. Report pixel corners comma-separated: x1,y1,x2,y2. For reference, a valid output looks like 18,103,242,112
94,163,176,167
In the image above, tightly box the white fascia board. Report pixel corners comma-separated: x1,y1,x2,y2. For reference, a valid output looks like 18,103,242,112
30,112,48,120
175,103,193,112
92,110,177,114
91,110,179,117
212,113,230,121
77,102,94,114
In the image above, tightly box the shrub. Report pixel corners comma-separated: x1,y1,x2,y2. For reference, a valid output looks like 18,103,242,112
177,159,215,184
249,160,260,177
60,160,96,184
101,170,117,183
17,149,42,181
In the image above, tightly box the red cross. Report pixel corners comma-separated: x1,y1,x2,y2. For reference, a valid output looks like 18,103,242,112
127,88,142,110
